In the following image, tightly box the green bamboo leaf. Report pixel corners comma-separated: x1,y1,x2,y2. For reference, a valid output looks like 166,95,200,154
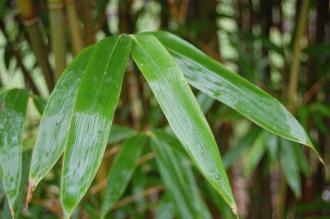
244,131,267,176
150,31,320,158
101,134,147,218
29,46,94,188
292,144,310,176
223,128,261,168
155,193,175,219
61,35,131,217
0,89,29,216
11,151,32,219
108,125,136,144
196,92,214,114
280,139,302,198
204,183,235,219
131,34,236,213
151,133,212,219
32,96,47,115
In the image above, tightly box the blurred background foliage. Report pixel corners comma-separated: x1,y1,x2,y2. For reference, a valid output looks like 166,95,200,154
0,0,329,218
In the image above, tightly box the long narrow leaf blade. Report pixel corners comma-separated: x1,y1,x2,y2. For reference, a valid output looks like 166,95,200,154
29,46,94,187
280,140,301,198
151,134,212,219
101,134,146,218
61,35,131,217
150,31,317,155
0,89,29,215
131,34,237,213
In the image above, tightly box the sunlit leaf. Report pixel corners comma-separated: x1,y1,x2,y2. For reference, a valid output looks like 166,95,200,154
131,34,237,213
29,46,94,188
150,31,319,156
0,89,29,216
61,35,131,217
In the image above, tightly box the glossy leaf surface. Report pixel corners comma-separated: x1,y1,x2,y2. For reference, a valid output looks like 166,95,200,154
0,89,28,213
29,46,94,186
151,134,212,219
61,35,131,217
101,134,146,218
150,31,317,153
131,34,236,212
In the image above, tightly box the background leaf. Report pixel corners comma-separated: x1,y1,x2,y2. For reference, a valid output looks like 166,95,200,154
151,133,212,219
108,125,137,144
101,134,147,218
280,139,302,198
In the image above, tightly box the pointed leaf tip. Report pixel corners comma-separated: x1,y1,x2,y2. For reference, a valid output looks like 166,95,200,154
29,46,95,187
131,33,236,213
148,31,320,161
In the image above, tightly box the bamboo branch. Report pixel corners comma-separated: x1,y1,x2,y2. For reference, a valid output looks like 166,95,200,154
111,185,164,210
65,0,84,56
278,1,311,218
48,0,67,80
16,0,55,92
0,20,40,95
127,70,142,130
287,0,310,112
82,0,95,45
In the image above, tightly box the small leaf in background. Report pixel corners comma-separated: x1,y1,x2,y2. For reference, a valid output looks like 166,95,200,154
108,125,137,144
244,131,266,177
131,34,237,213
151,133,212,219
150,31,319,157
280,139,302,198
32,95,47,115
4,44,12,70
155,193,175,219
61,35,131,217
292,144,310,176
204,182,235,219
101,134,147,218
0,89,29,216
196,92,214,114
223,128,261,168
265,132,279,165
29,46,94,189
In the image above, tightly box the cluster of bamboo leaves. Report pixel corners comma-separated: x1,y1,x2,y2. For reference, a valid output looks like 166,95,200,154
0,32,321,218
